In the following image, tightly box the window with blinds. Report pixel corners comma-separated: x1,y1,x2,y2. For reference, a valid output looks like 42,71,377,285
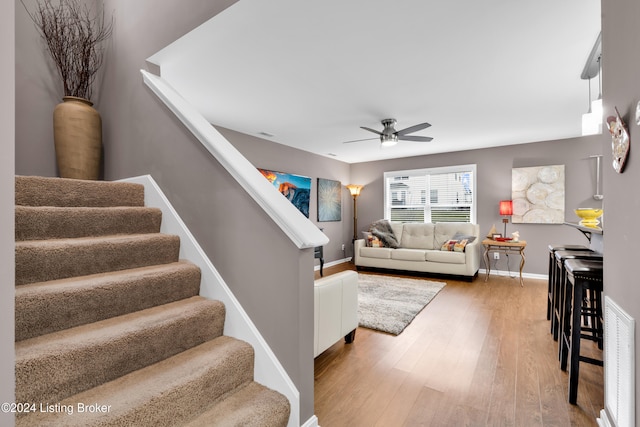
384,164,476,223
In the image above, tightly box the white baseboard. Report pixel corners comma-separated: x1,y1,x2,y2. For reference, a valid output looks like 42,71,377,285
478,268,547,281
314,257,351,271
301,415,319,427
596,409,613,427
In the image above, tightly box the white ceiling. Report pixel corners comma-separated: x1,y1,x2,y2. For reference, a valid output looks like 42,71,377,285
148,0,601,164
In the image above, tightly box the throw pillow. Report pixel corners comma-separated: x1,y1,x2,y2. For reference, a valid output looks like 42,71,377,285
440,239,457,251
452,232,476,243
369,219,400,248
440,239,468,252
362,231,384,248
453,239,469,252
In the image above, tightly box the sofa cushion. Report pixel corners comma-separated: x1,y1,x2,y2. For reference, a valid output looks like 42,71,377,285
391,248,427,262
434,222,477,248
400,223,436,249
426,249,466,264
360,246,392,259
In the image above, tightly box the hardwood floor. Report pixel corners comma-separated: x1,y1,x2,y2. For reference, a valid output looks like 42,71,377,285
314,263,604,427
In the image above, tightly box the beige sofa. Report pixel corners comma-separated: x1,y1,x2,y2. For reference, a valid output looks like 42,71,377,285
354,222,481,281
314,270,358,357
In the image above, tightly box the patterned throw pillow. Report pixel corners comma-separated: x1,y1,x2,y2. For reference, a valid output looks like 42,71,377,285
362,232,385,247
453,239,468,252
440,239,468,252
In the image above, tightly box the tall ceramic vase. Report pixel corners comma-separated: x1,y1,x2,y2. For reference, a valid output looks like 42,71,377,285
53,96,102,180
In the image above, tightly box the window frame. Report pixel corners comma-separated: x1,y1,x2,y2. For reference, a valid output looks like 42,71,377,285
383,164,477,224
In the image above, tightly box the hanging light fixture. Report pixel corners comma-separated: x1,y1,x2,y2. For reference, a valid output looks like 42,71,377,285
581,33,602,136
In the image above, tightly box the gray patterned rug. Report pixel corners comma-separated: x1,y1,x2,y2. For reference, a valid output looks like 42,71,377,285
358,273,446,335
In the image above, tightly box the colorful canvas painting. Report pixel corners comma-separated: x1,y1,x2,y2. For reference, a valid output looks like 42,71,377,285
512,165,565,224
258,168,311,218
317,178,342,222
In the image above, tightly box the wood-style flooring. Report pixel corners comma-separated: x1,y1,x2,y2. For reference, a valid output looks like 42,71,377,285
314,263,604,427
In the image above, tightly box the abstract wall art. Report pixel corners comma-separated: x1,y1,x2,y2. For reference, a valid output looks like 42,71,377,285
512,165,565,224
317,178,342,222
258,168,311,218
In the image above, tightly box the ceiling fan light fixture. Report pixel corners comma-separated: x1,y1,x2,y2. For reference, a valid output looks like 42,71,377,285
380,134,398,147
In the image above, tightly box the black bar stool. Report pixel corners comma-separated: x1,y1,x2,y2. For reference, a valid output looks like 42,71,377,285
552,249,599,342
559,258,603,405
547,245,589,320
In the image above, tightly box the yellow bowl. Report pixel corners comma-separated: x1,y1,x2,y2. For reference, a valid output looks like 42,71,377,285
574,208,603,226
574,208,603,220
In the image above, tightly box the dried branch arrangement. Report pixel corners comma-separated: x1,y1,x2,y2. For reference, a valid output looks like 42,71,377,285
24,0,113,101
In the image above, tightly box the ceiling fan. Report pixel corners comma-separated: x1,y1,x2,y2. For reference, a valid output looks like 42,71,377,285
345,118,433,147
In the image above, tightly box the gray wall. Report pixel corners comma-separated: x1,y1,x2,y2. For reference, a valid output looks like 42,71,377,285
2,1,15,426
351,135,603,275
601,0,640,421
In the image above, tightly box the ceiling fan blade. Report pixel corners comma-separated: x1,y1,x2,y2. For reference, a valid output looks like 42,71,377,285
343,137,378,144
398,135,434,142
396,122,431,136
360,126,383,135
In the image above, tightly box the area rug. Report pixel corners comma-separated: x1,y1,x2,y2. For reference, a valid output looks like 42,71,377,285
358,273,446,335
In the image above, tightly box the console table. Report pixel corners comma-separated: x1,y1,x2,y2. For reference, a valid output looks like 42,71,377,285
482,239,527,286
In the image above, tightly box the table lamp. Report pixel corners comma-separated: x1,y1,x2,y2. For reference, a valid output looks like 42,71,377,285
499,200,513,237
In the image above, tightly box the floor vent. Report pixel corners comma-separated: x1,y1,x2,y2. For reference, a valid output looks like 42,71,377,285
598,296,634,427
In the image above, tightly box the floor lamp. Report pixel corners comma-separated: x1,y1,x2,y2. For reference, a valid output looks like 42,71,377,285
346,184,363,242
499,200,513,237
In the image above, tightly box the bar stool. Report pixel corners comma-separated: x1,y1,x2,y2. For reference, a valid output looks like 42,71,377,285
552,249,599,342
559,258,603,405
547,245,589,320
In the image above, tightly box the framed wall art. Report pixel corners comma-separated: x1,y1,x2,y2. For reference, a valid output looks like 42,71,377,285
512,165,565,224
258,168,311,218
317,178,342,222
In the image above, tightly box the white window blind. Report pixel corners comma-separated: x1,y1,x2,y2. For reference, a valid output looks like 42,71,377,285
384,165,476,223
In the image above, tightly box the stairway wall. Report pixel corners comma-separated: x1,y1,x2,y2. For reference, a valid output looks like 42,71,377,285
94,1,316,423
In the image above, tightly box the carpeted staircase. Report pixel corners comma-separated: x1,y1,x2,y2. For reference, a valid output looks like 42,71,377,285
14,175,290,427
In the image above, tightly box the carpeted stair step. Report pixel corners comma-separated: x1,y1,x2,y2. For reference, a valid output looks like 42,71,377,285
16,296,225,405
15,233,181,286
17,336,260,427
15,261,202,341
183,381,290,427
16,175,145,207
15,205,163,241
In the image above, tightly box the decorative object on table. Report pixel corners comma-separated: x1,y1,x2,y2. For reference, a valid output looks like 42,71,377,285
258,168,311,217
357,273,445,335
607,107,630,174
499,200,513,237
346,184,364,242
512,165,565,224
492,233,503,240
317,178,342,222
511,231,520,242
486,224,497,238
25,0,113,180
574,208,604,228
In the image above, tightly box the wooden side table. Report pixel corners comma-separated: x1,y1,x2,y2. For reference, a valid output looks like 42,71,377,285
482,239,527,286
